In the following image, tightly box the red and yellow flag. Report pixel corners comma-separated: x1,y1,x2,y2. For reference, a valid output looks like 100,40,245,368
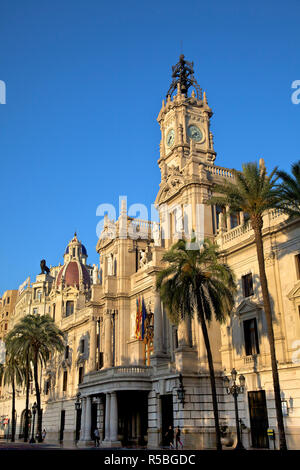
135,297,142,340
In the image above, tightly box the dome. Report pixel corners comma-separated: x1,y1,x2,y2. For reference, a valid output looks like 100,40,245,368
56,260,91,289
65,244,87,256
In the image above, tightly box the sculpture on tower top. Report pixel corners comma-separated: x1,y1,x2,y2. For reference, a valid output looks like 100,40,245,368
166,54,202,99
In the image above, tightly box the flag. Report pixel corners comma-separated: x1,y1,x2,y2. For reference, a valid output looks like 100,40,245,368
141,298,147,340
135,297,142,340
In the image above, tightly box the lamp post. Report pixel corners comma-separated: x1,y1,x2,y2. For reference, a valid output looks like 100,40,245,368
75,393,82,443
224,369,246,450
29,402,37,444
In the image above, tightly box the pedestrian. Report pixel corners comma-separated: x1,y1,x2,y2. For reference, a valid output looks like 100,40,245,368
42,428,47,441
94,427,100,447
175,426,183,450
165,425,174,449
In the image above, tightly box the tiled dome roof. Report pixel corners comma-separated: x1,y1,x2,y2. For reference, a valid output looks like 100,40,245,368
65,244,87,256
56,260,90,289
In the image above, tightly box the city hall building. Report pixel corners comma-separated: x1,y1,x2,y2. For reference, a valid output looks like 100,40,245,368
0,56,299,450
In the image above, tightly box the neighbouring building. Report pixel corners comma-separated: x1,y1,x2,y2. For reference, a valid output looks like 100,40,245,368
0,55,299,449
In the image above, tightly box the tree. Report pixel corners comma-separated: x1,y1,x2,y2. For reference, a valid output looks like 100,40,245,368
156,237,236,451
6,333,33,442
276,160,300,218
0,354,23,442
6,314,64,442
209,160,287,450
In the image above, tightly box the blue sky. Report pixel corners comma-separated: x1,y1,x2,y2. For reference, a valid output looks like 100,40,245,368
0,0,299,294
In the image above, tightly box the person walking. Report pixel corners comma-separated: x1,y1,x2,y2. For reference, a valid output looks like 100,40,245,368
42,429,47,442
175,426,183,450
94,427,100,447
165,425,174,449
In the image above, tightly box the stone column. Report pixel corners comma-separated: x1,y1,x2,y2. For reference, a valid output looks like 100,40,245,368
89,318,97,372
80,397,86,441
226,206,231,230
104,311,112,368
104,393,111,441
240,211,245,225
84,396,92,441
110,392,118,442
177,317,191,347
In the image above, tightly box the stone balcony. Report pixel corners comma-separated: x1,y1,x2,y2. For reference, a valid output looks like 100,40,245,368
79,365,153,394
216,208,288,251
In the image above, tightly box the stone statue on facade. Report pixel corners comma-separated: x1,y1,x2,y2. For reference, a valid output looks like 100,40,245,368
40,259,50,274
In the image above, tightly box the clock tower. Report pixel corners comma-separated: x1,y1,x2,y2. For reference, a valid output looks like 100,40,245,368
155,55,217,248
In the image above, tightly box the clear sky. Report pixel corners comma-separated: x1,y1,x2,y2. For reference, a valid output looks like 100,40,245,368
0,0,299,294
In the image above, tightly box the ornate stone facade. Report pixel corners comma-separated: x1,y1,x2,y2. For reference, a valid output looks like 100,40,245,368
0,58,299,449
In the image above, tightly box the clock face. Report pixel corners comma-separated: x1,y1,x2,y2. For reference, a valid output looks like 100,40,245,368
188,125,203,142
166,129,175,147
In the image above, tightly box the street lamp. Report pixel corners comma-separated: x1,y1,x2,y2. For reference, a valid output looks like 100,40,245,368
224,369,246,450
75,393,82,443
29,402,37,444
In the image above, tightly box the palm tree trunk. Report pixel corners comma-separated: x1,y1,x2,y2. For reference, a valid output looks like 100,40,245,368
196,289,222,451
33,350,42,442
252,217,287,450
24,355,30,442
11,377,16,442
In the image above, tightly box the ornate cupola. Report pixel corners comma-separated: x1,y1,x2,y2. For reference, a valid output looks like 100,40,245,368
63,232,88,265
56,233,91,291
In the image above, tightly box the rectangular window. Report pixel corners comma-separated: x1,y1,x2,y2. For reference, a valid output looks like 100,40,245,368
65,345,69,360
78,366,84,384
66,301,74,317
33,308,38,315
7,297,10,304
295,254,300,279
53,304,56,322
63,370,68,392
80,339,85,354
242,273,254,298
98,351,104,370
244,318,260,356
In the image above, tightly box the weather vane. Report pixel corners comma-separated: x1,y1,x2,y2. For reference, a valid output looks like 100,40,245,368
166,54,202,100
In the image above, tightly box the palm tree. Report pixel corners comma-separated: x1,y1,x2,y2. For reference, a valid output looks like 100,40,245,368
209,160,287,450
276,160,300,217
156,237,236,451
0,354,23,442
6,331,34,442
6,314,64,442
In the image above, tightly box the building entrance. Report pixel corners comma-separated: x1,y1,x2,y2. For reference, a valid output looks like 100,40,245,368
248,390,269,448
59,410,65,442
161,394,173,446
118,391,148,447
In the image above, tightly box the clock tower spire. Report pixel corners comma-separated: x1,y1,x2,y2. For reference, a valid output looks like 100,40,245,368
157,55,216,175
155,55,217,247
